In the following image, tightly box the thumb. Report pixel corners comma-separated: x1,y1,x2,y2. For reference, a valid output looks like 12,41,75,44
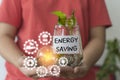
60,66,73,73
20,67,37,77
18,56,26,67
74,66,81,73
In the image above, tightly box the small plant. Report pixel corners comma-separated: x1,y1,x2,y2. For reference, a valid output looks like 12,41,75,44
97,39,120,80
52,11,76,35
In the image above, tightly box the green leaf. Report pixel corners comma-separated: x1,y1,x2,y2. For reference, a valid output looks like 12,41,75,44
52,11,66,18
52,10,77,32
97,39,120,80
52,11,66,26
71,11,76,26
67,11,76,29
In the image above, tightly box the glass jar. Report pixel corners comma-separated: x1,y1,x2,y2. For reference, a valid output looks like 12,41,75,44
53,22,83,67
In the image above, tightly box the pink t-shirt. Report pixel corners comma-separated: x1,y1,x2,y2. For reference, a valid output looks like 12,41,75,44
0,0,111,80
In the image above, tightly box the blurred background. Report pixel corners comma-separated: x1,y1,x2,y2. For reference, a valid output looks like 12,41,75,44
0,0,120,80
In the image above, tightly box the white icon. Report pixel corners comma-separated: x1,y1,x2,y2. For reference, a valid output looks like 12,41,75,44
38,31,52,45
23,56,37,70
23,39,38,54
58,57,68,67
36,66,48,77
49,65,60,76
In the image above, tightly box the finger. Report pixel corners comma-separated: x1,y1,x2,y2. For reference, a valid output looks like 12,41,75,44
73,65,89,78
60,66,75,79
74,66,80,73
59,71,68,79
60,66,73,77
74,64,89,72
18,56,26,67
31,74,48,79
20,67,37,77
32,69,54,79
31,75,39,79
60,66,74,73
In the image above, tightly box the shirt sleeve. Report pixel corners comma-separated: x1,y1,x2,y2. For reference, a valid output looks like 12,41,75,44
89,0,112,28
0,0,22,28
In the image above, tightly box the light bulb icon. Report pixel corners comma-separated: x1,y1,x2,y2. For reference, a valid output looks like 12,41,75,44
58,57,68,67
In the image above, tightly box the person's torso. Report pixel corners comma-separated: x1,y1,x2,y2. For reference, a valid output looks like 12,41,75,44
6,0,92,80
18,0,90,50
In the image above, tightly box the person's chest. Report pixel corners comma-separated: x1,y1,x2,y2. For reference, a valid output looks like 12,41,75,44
20,0,89,27
19,0,90,48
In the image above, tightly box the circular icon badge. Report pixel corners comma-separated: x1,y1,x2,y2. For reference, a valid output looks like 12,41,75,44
49,65,60,76
38,31,52,45
23,56,37,70
58,57,68,67
23,39,38,54
36,66,48,77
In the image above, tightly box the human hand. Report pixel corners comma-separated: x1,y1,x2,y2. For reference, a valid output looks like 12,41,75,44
17,56,39,79
60,62,90,79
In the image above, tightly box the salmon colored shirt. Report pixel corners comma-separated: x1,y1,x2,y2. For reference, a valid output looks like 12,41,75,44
0,0,111,80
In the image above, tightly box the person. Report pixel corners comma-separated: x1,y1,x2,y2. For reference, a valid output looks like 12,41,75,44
0,0,111,80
